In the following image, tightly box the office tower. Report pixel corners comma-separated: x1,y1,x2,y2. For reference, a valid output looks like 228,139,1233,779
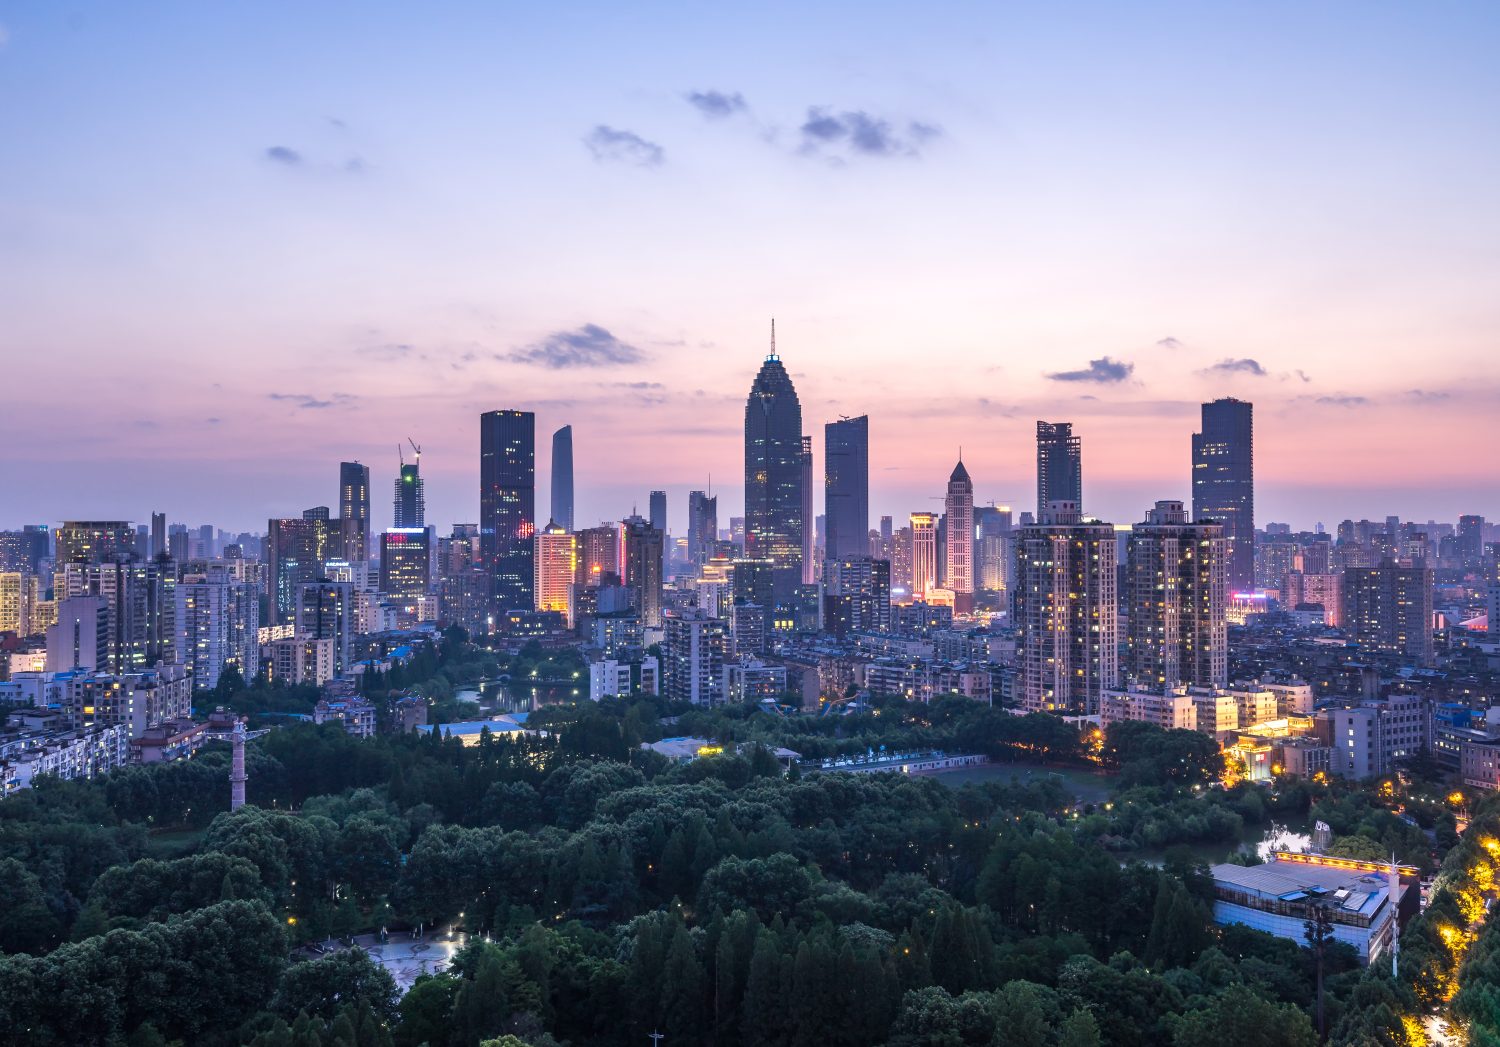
576,524,620,587
688,491,718,567
944,458,975,610
394,445,425,529
823,556,892,637
380,528,432,602
891,524,914,599
743,333,806,604
296,580,354,676
545,425,574,534
150,512,167,558
480,409,536,620
1035,423,1082,514
535,522,578,626
45,596,107,672
910,512,938,601
267,516,332,624
58,559,176,674
1014,501,1119,714
649,489,667,535
55,521,135,565
339,461,371,564
662,609,727,704
0,528,48,573
622,515,664,627
824,415,869,563
0,572,25,636
1341,559,1435,666
1192,398,1254,592
176,567,260,690
1125,501,1227,691
1458,515,1485,572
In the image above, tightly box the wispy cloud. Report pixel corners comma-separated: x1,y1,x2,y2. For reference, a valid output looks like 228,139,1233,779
509,324,645,368
1156,336,1184,350
686,90,747,119
1202,357,1267,377
1406,389,1450,402
264,146,303,166
356,343,416,361
268,392,356,410
584,126,664,167
1315,395,1369,407
1046,357,1134,384
798,108,941,159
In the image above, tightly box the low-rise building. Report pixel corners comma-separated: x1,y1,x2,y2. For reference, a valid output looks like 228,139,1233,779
1101,687,1197,731
0,723,130,793
132,718,208,764
312,696,377,738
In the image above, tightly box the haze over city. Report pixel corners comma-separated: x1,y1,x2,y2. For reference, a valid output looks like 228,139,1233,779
4,3,1500,531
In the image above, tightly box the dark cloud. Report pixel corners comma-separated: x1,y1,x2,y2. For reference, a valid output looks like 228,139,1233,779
1156,337,1184,350
1202,358,1267,377
686,90,747,118
1315,395,1369,407
268,392,355,410
584,126,664,167
1046,357,1134,384
509,324,645,369
1294,370,1312,383
264,146,302,166
798,108,941,158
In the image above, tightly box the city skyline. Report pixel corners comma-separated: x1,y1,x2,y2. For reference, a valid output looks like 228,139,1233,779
4,5,1500,530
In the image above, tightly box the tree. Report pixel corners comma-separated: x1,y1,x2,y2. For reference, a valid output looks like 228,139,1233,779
0,858,62,954
1172,984,1317,1047
271,950,400,1024
1056,1007,1103,1047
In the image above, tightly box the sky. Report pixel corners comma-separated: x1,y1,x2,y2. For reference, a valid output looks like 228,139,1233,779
2,2,1499,537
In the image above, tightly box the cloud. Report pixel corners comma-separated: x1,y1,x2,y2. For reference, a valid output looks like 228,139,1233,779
798,108,941,158
1046,357,1134,384
1315,395,1369,407
1156,337,1184,350
584,126,664,167
509,324,645,369
264,146,303,166
1294,370,1312,383
356,343,416,361
268,392,356,410
1405,389,1450,402
0,24,9,48
686,90,747,118
1202,358,1267,377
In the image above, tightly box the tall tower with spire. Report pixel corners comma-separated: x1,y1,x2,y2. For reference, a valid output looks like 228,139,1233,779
945,455,975,611
744,321,805,605
394,439,425,529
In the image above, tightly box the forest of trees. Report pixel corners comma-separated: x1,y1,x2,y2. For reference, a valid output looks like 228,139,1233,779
0,678,1476,1046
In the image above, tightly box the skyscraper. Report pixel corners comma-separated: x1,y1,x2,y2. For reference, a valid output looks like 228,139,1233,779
480,410,536,621
339,461,371,564
267,516,331,624
394,445,425,529
1341,558,1434,666
55,521,135,565
1192,398,1254,592
1036,423,1082,514
801,435,815,585
944,457,974,610
380,529,432,604
534,522,578,626
743,328,805,604
687,491,718,567
551,425,575,533
1014,501,1119,714
824,415,869,564
150,512,167,559
576,524,620,587
1458,515,1485,572
910,512,938,601
1125,501,1227,691
622,515,664,628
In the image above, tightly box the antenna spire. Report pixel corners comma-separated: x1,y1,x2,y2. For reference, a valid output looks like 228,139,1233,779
769,318,777,360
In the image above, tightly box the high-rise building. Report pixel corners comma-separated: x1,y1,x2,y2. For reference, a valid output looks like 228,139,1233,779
380,528,432,603
1125,500,1227,691
296,580,354,677
1341,558,1434,665
910,512,938,601
744,331,805,605
0,572,27,636
0,527,49,573
801,435,815,584
1014,501,1119,714
944,458,974,609
267,516,331,624
824,415,869,564
535,522,578,626
176,567,260,690
45,596,107,672
1192,398,1254,593
576,524,620,587
687,491,718,568
823,555,891,637
394,447,425,529
150,513,167,559
1036,423,1082,514
622,515,664,627
649,489,667,536
480,409,536,621
55,521,135,565
339,461,371,564
662,609,727,705
57,559,177,674
551,425,575,533
891,524,914,600
1458,515,1485,572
